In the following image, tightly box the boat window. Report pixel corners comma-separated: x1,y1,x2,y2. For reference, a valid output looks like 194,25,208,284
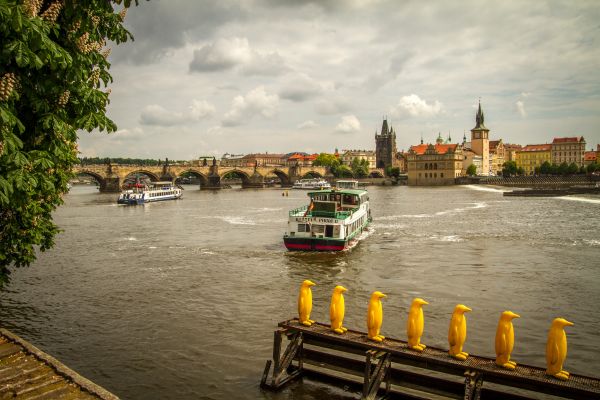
297,224,308,232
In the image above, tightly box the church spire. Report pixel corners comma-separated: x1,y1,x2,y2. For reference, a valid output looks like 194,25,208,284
474,99,486,129
381,118,389,136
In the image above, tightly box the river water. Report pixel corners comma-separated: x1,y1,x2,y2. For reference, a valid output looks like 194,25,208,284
0,184,599,399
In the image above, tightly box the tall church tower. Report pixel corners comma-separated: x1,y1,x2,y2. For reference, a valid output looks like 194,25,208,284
471,101,490,175
375,118,397,169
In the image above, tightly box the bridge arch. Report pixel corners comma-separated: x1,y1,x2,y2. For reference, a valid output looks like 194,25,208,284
74,170,104,190
176,169,209,187
300,170,324,179
122,170,161,185
368,170,384,178
265,168,291,186
220,168,252,187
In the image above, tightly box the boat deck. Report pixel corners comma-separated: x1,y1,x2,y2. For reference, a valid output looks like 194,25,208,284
0,328,118,399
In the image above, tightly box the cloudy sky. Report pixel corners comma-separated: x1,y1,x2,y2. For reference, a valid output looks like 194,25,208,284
78,0,600,160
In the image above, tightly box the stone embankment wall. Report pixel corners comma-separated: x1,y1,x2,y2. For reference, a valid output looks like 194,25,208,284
456,175,599,188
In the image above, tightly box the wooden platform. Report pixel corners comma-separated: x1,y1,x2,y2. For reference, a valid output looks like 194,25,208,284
261,319,600,400
0,328,118,399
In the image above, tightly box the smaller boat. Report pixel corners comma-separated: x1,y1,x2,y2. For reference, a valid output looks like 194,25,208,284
117,181,182,205
292,178,331,190
334,179,359,189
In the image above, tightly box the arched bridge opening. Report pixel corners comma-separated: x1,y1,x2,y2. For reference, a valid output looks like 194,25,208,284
122,171,161,189
301,171,323,179
221,170,253,188
265,169,291,187
176,170,209,188
73,171,103,191
368,170,384,178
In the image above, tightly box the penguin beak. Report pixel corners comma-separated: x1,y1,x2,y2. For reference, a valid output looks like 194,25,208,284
512,313,520,319
564,320,574,327
419,299,429,305
461,305,472,313
341,287,348,292
307,280,316,287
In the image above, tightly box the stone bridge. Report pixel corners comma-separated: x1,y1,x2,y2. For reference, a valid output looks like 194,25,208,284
72,163,340,192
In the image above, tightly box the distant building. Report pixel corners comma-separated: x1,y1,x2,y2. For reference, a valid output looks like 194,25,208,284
462,149,483,175
470,101,490,175
407,143,463,186
395,151,408,173
220,153,245,167
584,150,597,166
516,144,551,175
286,153,317,166
242,153,286,167
340,150,376,169
551,136,586,166
193,155,216,166
375,119,398,169
503,144,522,162
489,139,505,176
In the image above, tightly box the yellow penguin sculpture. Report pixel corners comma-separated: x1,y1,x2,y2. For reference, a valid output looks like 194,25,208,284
298,280,316,326
407,298,429,351
448,304,472,360
495,311,520,369
330,286,348,334
546,317,574,380
367,291,387,342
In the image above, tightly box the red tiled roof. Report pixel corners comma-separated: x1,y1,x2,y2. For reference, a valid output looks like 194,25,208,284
520,144,551,152
504,144,522,151
552,136,584,144
489,140,501,151
584,151,597,161
409,143,458,155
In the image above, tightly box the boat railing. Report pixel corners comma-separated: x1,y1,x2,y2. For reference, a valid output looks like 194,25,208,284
289,205,308,216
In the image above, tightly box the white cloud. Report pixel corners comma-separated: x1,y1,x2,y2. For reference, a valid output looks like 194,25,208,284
315,97,352,115
140,105,186,126
297,120,318,129
189,37,287,75
189,37,252,72
280,74,325,102
222,86,279,127
389,94,444,118
189,100,216,120
140,100,215,126
335,115,361,133
516,100,527,117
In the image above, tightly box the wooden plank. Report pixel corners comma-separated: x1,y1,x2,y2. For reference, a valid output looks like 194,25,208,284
279,319,600,400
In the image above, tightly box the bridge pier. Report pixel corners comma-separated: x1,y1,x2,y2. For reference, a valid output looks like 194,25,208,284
202,174,222,190
99,177,121,193
243,172,265,189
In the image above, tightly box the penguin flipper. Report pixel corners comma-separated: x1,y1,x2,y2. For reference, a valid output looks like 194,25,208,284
550,342,559,365
449,323,458,347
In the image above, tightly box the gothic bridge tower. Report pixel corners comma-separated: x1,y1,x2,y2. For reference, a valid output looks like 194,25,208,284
375,118,397,169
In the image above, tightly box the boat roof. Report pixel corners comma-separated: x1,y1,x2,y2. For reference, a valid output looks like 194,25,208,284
307,188,366,196
150,181,175,185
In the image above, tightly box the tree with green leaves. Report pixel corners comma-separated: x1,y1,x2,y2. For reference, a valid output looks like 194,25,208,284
312,152,340,169
539,160,551,175
466,164,477,176
0,0,136,282
502,160,518,177
350,157,369,178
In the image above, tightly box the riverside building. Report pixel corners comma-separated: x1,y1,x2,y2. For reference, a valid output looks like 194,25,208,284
516,144,552,175
406,142,463,186
551,136,586,166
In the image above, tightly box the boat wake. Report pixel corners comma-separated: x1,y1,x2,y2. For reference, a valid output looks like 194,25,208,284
345,227,375,251
557,196,600,204
378,202,487,220
464,185,509,193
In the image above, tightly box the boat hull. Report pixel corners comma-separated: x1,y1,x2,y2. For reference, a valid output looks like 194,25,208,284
283,236,347,252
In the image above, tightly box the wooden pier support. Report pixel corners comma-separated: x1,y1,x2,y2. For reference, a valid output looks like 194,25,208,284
261,319,600,400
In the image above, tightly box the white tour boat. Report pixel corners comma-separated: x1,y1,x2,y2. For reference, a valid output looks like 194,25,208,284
117,181,182,205
292,178,331,190
283,185,372,251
